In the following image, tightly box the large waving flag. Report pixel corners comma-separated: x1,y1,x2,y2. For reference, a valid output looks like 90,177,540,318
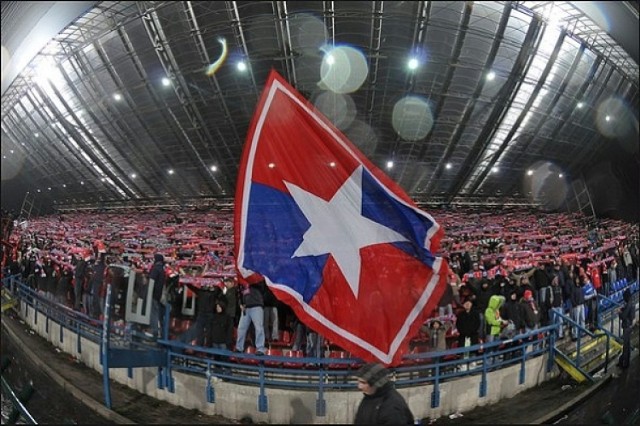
235,70,448,365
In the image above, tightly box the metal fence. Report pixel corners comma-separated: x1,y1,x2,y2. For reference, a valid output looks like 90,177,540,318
1,273,637,416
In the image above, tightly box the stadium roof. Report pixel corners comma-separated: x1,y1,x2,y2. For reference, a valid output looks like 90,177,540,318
1,1,638,214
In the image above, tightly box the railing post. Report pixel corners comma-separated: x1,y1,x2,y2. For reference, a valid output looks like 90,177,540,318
431,359,441,408
257,361,268,412
479,349,488,398
316,366,326,416
520,342,527,385
546,329,555,373
76,320,82,354
206,365,215,403
101,284,113,409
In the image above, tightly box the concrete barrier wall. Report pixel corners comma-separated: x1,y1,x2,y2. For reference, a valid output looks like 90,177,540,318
19,300,557,423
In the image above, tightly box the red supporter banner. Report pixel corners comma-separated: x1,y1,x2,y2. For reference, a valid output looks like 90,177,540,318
234,70,447,365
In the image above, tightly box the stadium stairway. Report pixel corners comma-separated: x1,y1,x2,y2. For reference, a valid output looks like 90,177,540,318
1,288,17,313
554,330,622,383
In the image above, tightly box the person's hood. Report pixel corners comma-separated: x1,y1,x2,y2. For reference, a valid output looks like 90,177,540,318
488,295,505,310
154,253,164,263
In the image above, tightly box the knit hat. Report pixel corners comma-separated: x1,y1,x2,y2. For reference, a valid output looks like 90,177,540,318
356,363,390,388
524,290,533,299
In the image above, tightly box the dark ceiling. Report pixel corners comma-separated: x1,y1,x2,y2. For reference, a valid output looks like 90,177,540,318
1,1,638,215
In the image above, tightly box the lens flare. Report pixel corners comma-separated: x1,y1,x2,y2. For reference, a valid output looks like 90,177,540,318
289,13,328,55
595,96,638,153
1,149,26,181
206,38,228,77
343,120,378,157
319,46,369,94
523,161,568,211
392,95,434,141
313,91,356,130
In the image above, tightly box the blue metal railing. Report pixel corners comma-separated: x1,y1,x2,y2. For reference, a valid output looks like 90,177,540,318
0,274,569,416
597,278,639,338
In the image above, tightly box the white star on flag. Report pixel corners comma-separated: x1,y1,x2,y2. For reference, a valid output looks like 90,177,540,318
284,165,409,298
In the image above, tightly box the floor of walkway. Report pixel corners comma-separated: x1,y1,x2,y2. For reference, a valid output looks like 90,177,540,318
2,307,638,425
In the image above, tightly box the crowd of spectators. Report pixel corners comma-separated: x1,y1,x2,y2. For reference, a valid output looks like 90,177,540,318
1,206,638,359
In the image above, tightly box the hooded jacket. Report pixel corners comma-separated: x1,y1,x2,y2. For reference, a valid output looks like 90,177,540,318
501,292,525,330
354,382,414,424
485,295,506,337
520,295,541,329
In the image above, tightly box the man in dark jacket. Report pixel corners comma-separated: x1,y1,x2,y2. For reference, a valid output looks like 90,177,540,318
88,256,106,319
474,278,494,340
73,253,88,312
180,281,221,346
501,290,525,334
354,363,413,424
148,253,166,338
617,289,635,369
456,300,480,349
569,276,586,340
234,280,266,355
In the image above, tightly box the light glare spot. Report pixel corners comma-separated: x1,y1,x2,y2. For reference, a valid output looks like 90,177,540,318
392,96,433,141
486,71,496,81
408,58,419,70
313,91,356,130
113,93,122,101
319,46,369,94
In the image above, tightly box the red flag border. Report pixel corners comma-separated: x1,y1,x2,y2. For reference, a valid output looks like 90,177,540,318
235,70,448,365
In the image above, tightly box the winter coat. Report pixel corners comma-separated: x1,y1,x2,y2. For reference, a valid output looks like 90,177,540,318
187,283,220,317
149,254,166,302
241,283,264,308
354,382,414,424
501,297,525,330
570,283,585,307
520,298,541,329
89,262,105,297
456,308,481,339
474,281,494,312
619,292,634,329
56,270,72,298
485,295,506,337
211,301,234,344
